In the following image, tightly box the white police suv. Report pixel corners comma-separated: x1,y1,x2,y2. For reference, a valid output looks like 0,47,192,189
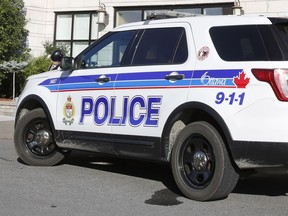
14,13,288,201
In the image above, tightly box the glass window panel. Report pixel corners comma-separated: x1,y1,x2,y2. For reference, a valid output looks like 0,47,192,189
56,15,72,40
81,31,136,68
173,8,202,15
73,14,90,40
173,32,188,64
132,28,185,65
73,42,89,57
222,7,233,15
91,13,99,40
204,7,223,15
116,11,142,26
55,41,71,56
210,25,269,61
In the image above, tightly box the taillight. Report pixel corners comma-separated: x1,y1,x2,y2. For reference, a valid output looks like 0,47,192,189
252,68,288,102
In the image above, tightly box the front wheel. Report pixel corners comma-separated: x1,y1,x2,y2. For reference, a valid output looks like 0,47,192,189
14,108,67,166
171,121,239,201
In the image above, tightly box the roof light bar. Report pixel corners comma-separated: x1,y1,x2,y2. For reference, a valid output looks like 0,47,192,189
146,10,200,20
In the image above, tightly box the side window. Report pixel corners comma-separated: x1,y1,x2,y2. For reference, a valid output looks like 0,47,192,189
210,25,271,61
80,30,136,68
274,22,288,52
258,25,283,61
173,31,188,64
131,27,187,65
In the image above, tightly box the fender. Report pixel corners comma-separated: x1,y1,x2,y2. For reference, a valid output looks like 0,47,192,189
15,94,56,136
161,101,234,162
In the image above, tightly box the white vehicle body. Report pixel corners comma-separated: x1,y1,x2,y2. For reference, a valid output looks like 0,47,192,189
15,14,288,201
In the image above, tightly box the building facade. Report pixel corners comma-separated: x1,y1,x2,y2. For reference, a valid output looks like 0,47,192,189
24,0,288,57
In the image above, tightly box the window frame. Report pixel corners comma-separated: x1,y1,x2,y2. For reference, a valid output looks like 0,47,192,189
74,26,189,69
54,11,99,57
114,3,233,27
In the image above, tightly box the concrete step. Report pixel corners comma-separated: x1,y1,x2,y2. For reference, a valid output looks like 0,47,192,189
0,100,16,117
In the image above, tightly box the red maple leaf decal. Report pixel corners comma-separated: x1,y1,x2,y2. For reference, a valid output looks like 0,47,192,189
233,71,250,88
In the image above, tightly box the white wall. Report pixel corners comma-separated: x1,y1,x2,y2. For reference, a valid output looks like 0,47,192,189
25,0,101,57
25,0,288,57
25,0,50,57
242,0,288,16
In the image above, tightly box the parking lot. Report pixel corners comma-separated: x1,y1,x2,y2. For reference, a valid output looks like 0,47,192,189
1,117,288,216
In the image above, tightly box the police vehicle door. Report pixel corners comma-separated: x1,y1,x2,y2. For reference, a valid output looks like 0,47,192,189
56,30,137,153
112,23,195,159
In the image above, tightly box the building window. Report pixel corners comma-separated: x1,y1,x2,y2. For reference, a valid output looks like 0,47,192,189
55,12,99,57
115,3,233,26
116,10,142,26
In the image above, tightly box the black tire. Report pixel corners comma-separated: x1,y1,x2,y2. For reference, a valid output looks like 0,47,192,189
14,108,67,166
171,121,239,201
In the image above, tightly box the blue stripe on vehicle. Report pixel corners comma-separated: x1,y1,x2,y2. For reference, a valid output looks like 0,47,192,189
39,69,243,92
115,79,191,88
191,69,242,87
60,74,118,84
192,69,242,78
116,71,192,81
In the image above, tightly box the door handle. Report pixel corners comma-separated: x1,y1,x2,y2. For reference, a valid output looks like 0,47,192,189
165,72,184,81
96,75,110,83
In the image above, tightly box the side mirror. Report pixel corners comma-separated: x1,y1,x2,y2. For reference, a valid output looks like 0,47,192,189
60,57,75,70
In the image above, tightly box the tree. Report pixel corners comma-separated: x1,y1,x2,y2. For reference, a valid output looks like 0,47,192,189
0,0,29,62
0,0,29,99
0,61,27,99
23,55,51,78
23,41,69,79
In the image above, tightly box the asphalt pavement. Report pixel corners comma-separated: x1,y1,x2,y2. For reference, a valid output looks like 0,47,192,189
2,115,288,216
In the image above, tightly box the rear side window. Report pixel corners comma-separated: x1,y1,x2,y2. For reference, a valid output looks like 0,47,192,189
268,18,288,60
210,25,283,61
131,27,188,65
275,23,288,47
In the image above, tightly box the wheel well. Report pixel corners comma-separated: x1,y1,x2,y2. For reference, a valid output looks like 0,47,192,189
15,95,54,132
15,100,42,124
162,103,233,163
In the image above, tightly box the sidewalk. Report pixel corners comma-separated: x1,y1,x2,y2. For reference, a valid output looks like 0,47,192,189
0,99,16,118
0,114,15,122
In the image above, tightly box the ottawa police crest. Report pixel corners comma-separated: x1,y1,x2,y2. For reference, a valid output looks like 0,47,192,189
63,96,75,125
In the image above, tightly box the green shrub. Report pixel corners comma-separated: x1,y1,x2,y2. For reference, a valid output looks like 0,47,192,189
24,55,50,78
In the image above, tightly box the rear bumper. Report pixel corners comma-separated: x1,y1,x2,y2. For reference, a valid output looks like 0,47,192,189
230,141,288,169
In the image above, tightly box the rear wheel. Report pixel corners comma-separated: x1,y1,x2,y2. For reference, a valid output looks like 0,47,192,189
14,108,67,166
171,121,239,201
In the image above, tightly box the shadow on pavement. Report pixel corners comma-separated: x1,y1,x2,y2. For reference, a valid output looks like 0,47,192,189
17,149,288,200
233,171,288,197
64,150,180,194
64,150,185,206
64,150,288,198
